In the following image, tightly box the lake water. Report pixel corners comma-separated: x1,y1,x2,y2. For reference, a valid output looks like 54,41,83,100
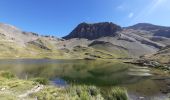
0,59,169,99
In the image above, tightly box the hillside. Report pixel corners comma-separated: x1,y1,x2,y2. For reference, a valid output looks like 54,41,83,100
0,23,69,59
62,22,168,58
128,23,170,38
0,22,169,59
127,23,170,45
146,46,170,63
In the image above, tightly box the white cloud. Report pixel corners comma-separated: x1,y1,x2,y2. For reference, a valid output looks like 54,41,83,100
128,12,134,18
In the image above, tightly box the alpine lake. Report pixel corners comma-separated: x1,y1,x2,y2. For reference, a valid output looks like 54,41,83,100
0,59,169,100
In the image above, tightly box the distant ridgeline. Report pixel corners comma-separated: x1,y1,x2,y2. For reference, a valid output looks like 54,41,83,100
0,22,169,62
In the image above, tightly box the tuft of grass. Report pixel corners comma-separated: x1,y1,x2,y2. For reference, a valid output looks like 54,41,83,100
0,71,16,79
66,85,103,100
31,77,49,85
108,87,128,100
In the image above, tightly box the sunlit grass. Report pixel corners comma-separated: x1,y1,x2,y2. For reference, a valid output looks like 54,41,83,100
109,87,128,100
0,71,128,100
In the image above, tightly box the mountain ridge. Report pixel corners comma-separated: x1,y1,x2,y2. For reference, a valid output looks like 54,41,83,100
127,23,170,38
0,22,169,60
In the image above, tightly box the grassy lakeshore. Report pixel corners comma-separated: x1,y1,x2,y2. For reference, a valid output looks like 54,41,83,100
0,71,128,100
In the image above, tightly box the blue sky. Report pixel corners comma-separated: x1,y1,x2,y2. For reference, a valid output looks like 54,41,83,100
0,0,170,37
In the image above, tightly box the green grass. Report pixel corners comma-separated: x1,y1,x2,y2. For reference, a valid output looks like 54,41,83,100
0,71,128,100
109,87,128,100
31,77,49,85
0,71,16,79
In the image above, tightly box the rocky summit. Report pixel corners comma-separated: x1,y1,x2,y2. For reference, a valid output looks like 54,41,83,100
63,22,121,40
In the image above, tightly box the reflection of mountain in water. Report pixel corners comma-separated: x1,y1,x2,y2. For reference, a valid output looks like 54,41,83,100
128,66,152,76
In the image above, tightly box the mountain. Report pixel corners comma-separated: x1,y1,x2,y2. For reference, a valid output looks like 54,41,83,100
0,23,39,45
0,22,170,60
0,23,69,59
63,22,121,40
62,22,169,57
128,23,170,38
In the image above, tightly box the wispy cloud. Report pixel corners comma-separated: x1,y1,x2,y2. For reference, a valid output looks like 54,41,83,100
117,5,124,10
129,0,168,25
128,12,134,18
148,0,167,14
116,3,127,11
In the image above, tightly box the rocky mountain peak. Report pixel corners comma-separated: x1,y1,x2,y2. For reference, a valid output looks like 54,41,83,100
63,22,122,40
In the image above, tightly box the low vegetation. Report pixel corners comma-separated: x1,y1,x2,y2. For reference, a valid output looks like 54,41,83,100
0,71,128,100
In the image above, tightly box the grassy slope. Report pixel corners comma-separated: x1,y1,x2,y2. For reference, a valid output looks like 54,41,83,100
0,36,131,59
90,44,129,58
0,38,72,59
68,44,130,60
147,46,170,63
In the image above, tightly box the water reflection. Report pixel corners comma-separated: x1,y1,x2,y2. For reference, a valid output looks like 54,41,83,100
0,59,168,98
0,59,149,86
52,78,68,87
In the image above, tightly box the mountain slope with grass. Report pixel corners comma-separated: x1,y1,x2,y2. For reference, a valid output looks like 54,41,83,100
145,45,170,63
0,22,169,59
0,23,69,59
127,23,170,45
62,22,168,58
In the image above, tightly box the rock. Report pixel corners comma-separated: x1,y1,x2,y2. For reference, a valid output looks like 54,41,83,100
161,90,168,94
63,22,121,40
138,96,145,100
53,93,58,96
84,57,96,60
168,67,170,70
1,87,5,91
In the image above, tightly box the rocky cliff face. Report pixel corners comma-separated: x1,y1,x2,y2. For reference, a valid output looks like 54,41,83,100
63,22,121,40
